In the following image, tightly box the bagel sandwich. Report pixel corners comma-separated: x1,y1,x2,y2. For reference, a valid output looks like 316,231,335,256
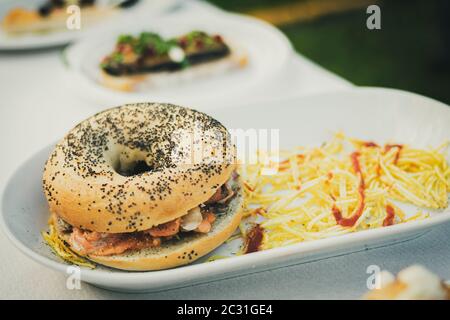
42,103,243,271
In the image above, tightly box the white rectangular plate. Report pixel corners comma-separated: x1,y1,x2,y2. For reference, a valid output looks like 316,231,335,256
2,87,449,292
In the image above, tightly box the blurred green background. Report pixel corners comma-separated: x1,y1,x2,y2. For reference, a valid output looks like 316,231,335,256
206,0,450,104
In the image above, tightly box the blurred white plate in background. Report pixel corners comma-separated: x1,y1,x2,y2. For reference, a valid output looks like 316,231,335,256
0,0,178,50
64,11,293,107
1,87,449,292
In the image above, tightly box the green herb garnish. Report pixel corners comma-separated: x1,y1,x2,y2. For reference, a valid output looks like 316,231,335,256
117,34,134,44
111,52,123,63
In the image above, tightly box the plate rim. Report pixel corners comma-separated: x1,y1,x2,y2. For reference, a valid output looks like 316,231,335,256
1,86,449,286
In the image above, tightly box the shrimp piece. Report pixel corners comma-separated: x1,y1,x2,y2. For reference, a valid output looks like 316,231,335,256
69,228,98,254
147,218,181,237
196,213,216,233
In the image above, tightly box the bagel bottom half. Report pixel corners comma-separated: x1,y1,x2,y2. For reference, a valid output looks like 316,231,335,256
55,183,244,271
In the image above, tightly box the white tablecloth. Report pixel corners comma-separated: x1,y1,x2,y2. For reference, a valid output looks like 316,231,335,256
1,0,449,299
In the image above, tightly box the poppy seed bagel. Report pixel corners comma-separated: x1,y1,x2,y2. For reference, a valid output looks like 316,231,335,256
43,102,236,234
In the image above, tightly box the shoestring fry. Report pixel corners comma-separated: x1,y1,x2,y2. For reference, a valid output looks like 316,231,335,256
239,133,450,251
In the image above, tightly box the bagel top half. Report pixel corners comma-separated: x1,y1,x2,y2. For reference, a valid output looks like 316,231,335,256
43,103,236,233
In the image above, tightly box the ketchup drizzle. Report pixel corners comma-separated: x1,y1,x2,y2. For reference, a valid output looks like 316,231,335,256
332,152,366,227
383,204,396,226
384,144,403,165
244,224,264,254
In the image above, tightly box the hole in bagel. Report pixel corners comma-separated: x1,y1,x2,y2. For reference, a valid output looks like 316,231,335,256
107,146,155,177
117,160,154,177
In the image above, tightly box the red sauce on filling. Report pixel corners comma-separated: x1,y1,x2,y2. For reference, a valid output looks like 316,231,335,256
244,224,264,254
332,152,366,227
383,204,396,226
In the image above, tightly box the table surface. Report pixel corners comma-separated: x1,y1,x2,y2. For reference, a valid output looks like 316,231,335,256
1,0,449,300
